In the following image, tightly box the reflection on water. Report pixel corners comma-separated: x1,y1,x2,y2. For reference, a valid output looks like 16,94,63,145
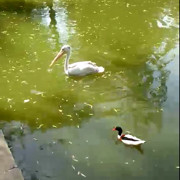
0,0,179,180
32,3,51,27
157,8,179,29
32,1,76,45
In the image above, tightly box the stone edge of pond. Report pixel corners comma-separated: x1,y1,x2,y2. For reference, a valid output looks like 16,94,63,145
0,130,24,180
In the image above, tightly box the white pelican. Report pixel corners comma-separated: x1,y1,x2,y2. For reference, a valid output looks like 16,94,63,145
49,45,104,76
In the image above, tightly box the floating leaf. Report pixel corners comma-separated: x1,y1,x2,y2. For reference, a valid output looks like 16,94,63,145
21,81,28,85
59,109,63,113
72,158,78,162
24,99,30,103
30,89,44,95
37,124,44,129
67,115,72,117
81,173,86,178
84,102,93,109
1,31,7,34
72,155,78,162
69,141,72,144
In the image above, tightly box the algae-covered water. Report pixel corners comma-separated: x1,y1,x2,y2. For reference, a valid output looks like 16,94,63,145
0,0,179,179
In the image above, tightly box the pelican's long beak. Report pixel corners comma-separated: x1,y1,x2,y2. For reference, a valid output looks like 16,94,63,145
56,50,65,60
49,50,65,67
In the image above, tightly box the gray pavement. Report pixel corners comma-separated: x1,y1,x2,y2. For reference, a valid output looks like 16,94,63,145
0,130,24,180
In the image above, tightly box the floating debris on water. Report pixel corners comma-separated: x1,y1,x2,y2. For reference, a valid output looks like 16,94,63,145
7,98,12,102
84,102,93,109
24,99,30,103
72,155,78,162
80,173,86,178
30,89,44,96
37,124,44,129
47,68,52,72
1,31,7,34
21,81,28,85
67,114,72,117
73,158,78,162
72,165,75,170
33,137,38,141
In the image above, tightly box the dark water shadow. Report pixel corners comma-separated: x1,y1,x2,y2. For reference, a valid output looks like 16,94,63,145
0,0,37,14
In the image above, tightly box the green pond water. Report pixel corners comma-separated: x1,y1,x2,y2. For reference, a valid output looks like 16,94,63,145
0,0,179,179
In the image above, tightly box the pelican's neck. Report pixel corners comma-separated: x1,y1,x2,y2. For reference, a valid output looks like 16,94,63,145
64,51,70,75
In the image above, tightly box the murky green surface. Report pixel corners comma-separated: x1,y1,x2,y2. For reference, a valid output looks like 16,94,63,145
0,0,179,179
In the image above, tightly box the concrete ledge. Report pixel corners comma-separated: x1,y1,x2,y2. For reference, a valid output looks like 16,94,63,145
0,130,24,180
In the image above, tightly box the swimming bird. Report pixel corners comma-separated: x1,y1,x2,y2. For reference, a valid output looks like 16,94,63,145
112,126,145,145
49,45,104,76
